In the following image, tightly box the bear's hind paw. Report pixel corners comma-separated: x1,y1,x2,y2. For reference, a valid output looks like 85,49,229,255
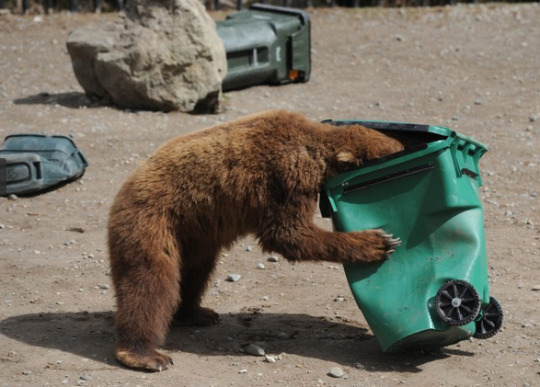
172,306,220,327
116,347,174,372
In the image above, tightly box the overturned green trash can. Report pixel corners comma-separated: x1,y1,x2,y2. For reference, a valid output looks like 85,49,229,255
216,3,310,91
0,134,89,196
320,121,503,352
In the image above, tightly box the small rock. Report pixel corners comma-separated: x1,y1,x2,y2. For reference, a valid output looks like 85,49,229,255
226,273,242,282
66,227,85,233
267,256,279,262
532,285,540,291
264,354,276,363
246,245,253,252
246,343,265,356
0,223,5,229
238,369,247,374
8,194,17,200
354,362,365,369
328,367,345,378
79,375,92,381
257,263,265,270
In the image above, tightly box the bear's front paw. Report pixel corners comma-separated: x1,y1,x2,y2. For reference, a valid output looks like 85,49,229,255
348,229,401,263
116,347,174,372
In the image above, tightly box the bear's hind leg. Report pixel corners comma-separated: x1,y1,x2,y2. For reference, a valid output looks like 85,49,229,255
172,242,220,327
110,222,181,372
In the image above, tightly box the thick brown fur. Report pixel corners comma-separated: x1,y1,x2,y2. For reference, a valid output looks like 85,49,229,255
108,110,404,371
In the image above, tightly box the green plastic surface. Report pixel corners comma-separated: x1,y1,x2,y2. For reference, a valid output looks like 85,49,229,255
216,3,310,91
321,122,490,352
0,134,89,196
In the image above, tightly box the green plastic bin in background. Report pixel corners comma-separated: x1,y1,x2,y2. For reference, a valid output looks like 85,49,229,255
320,121,503,352
216,3,310,91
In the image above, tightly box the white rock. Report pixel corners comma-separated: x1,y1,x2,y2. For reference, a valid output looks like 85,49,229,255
264,354,276,363
226,273,241,282
328,367,345,378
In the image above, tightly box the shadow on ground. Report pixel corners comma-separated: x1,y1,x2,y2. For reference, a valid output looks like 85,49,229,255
0,310,472,372
13,92,104,109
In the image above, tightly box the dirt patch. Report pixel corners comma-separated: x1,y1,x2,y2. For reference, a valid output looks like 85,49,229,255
1,3,539,386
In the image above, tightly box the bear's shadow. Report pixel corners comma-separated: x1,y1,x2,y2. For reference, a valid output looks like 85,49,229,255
0,311,471,372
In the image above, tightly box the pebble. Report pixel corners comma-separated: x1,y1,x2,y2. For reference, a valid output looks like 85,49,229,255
267,256,279,262
226,273,242,282
264,354,276,363
532,285,540,291
257,263,265,270
246,245,253,252
246,343,265,356
328,367,345,378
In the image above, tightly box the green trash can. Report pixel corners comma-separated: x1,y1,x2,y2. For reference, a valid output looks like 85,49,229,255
0,134,89,196
320,121,503,352
216,3,310,91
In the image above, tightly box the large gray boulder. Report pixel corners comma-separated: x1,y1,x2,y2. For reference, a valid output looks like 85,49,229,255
66,0,227,113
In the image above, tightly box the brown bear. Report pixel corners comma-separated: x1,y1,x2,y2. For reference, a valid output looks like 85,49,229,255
108,110,403,371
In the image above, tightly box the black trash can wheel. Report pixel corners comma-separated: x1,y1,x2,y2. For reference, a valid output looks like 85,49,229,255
435,279,481,326
474,297,504,339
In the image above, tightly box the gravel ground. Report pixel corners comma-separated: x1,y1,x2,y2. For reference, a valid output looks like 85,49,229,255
1,3,539,386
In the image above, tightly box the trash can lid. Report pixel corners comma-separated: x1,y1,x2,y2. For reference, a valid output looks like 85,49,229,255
321,119,454,137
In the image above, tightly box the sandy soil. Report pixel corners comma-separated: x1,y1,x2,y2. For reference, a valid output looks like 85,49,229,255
1,3,539,386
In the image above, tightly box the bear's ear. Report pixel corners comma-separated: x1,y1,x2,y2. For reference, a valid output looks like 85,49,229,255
336,151,355,163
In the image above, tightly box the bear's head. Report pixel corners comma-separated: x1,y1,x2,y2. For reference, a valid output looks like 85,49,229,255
329,125,404,175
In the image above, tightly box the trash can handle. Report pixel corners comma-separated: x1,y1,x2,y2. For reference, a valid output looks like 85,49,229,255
449,134,488,185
